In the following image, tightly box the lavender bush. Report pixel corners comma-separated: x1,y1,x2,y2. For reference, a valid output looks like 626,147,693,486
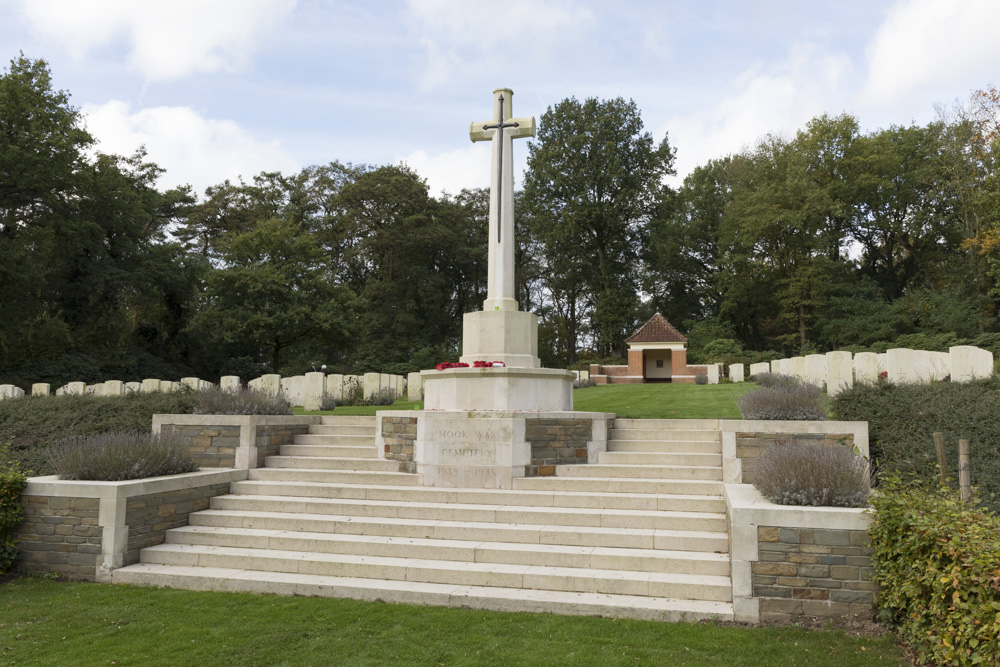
753,439,870,507
193,387,292,415
47,431,198,481
737,384,826,420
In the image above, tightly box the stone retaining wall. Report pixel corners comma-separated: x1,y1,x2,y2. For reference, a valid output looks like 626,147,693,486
123,481,233,565
16,496,102,579
160,425,241,468
523,418,592,476
16,469,246,582
727,483,874,623
753,525,875,621
381,416,417,473
736,432,855,484
255,424,311,466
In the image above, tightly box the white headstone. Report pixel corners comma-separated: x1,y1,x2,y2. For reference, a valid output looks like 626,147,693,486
789,357,806,380
141,378,161,393
407,372,423,402
770,360,781,374
67,381,86,395
778,358,791,375
180,377,199,390
950,346,976,382
749,362,770,378
89,383,105,396
363,373,379,399
876,353,887,373
975,347,994,379
887,348,914,384
220,376,240,391
912,351,931,383
104,380,124,396
854,352,878,385
826,351,853,396
258,374,281,396
929,352,950,381
579,370,590,382
303,372,326,411
31,383,51,396
706,364,719,385
125,382,141,393
805,354,826,387
729,363,745,383
326,374,344,402
395,374,406,398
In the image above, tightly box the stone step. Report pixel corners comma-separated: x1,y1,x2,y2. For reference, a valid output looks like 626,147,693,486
319,416,377,426
137,544,732,602
189,510,729,552
612,419,721,430
230,480,727,513
555,464,723,481
293,434,376,447
248,468,419,486
164,526,731,575
608,429,721,442
607,439,722,454
112,563,735,623
208,495,729,532
279,445,376,458
308,424,376,436
512,476,724,496
265,456,398,472
597,451,723,467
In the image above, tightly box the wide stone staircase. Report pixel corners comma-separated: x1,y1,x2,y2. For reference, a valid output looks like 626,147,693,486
113,416,732,621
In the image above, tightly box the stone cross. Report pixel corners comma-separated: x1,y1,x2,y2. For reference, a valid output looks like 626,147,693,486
470,88,535,312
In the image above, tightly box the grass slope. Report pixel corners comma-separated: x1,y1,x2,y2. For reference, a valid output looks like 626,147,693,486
0,578,904,666
573,383,752,419
299,384,752,420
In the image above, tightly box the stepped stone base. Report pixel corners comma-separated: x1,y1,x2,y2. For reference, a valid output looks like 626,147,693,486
376,410,614,489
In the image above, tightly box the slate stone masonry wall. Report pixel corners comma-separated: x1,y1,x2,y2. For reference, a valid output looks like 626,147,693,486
736,432,855,484
123,481,233,565
16,496,102,580
160,424,241,468
524,418,592,476
382,416,417,473
752,525,876,621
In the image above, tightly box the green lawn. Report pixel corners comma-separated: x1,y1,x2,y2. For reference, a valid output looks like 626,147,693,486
0,577,904,666
573,382,753,419
297,383,752,419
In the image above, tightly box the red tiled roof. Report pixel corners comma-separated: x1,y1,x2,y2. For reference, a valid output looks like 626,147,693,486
625,313,688,344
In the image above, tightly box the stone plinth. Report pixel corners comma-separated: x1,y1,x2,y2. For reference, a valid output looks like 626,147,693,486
377,409,612,489
422,367,574,412
459,309,540,368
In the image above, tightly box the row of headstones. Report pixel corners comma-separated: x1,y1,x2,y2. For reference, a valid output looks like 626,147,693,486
727,345,994,397
0,377,215,400
242,372,412,410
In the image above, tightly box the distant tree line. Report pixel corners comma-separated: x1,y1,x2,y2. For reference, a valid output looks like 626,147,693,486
3,55,1000,388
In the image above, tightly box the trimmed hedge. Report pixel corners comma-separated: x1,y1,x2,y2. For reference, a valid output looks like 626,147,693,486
0,445,29,573
869,476,1000,666
831,377,1000,513
0,392,197,477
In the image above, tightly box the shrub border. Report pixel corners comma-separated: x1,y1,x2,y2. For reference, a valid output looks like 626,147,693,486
20,468,246,582
719,420,869,485
726,483,872,623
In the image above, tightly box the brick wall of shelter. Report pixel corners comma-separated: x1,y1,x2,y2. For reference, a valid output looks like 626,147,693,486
382,417,417,473
255,424,311,466
16,496,102,580
753,525,876,621
123,481,232,565
737,433,855,484
523,418,592,477
160,424,241,468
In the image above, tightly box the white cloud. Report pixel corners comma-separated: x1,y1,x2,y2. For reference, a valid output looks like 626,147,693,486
862,0,1000,108
17,0,296,80
403,0,593,91
82,100,299,195
665,44,853,180
397,144,489,198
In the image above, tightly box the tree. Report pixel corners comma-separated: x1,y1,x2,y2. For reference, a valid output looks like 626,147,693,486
523,96,675,359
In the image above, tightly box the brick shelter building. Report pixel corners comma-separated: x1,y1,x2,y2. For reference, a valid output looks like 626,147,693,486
590,313,713,384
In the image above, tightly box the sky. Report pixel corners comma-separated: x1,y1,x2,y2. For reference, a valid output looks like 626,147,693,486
2,0,999,199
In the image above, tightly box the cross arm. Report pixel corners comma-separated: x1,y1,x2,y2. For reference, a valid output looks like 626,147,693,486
469,116,536,142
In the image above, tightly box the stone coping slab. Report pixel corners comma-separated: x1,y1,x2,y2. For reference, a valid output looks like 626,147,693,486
24,468,247,499
725,483,871,623
151,414,321,427
377,410,616,418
